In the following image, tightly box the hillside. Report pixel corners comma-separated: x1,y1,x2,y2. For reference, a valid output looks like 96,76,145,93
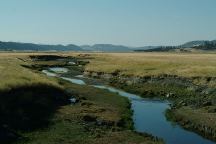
0,42,133,52
180,40,208,48
1,40,216,52
0,41,82,51
81,44,132,52
134,40,216,52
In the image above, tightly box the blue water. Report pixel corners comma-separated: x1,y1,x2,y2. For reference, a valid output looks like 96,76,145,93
132,100,215,144
42,70,57,77
43,67,216,144
49,67,69,73
61,77,86,85
93,85,215,144
42,68,85,85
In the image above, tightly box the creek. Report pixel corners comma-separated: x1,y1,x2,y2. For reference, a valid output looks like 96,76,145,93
43,67,215,144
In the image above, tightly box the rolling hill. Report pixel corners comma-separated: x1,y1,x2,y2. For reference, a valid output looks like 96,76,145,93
81,44,132,52
0,40,216,52
0,41,82,51
134,40,216,52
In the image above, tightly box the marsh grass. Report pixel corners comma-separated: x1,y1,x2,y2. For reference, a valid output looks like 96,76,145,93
0,53,61,91
79,52,216,141
15,80,163,144
0,53,163,144
84,53,216,77
167,106,216,141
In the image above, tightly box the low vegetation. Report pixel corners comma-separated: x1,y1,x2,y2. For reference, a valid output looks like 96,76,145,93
1,52,216,143
0,53,163,144
84,53,216,78
80,52,216,141
0,53,61,91
166,106,216,141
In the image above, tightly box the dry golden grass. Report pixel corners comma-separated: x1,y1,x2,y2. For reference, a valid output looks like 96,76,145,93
1,52,216,91
0,52,162,144
0,52,60,91
84,53,216,77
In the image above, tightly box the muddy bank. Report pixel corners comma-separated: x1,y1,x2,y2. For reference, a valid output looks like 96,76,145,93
166,108,216,142
41,71,163,143
83,71,216,88
24,55,89,76
84,70,216,141
30,55,89,65
84,71,216,104
26,55,216,143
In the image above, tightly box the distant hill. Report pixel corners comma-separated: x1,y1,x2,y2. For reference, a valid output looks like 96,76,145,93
81,44,132,52
134,46,177,52
133,46,160,51
0,41,82,51
134,40,216,52
180,40,207,48
80,44,160,52
191,41,216,51
180,40,216,48
1,40,215,52
0,42,134,52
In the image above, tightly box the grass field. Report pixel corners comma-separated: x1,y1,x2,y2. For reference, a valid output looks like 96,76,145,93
0,53,60,91
84,53,216,77
79,52,216,141
16,81,162,144
0,52,162,144
1,52,216,143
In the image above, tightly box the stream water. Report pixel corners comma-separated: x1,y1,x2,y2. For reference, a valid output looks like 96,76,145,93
43,67,215,144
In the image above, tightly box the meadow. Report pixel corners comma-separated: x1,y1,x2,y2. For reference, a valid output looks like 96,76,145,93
84,53,216,77
0,53,60,91
81,52,216,141
0,52,162,144
1,52,216,143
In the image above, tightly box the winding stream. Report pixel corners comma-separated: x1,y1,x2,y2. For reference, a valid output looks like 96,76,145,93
43,67,215,144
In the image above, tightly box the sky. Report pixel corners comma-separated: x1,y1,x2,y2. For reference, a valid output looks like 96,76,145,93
0,0,216,47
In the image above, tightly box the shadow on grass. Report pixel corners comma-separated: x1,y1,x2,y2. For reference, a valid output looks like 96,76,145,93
0,84,70,143
29,55,74,61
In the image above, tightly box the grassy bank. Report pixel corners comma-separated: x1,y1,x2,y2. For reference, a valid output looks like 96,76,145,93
166,107,216,141
16,80,162,144
0,53,61,91
79,52,216,141
0,53,163,144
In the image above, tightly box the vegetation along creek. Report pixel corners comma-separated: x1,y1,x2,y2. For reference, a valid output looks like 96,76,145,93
42,63,216,144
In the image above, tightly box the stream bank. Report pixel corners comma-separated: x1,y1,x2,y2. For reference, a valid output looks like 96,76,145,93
42,66,215,144
83,70,216,142
27,55,216,143
20,55,163,144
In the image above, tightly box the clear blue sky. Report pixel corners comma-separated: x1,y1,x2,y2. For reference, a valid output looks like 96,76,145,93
0,0,216,46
